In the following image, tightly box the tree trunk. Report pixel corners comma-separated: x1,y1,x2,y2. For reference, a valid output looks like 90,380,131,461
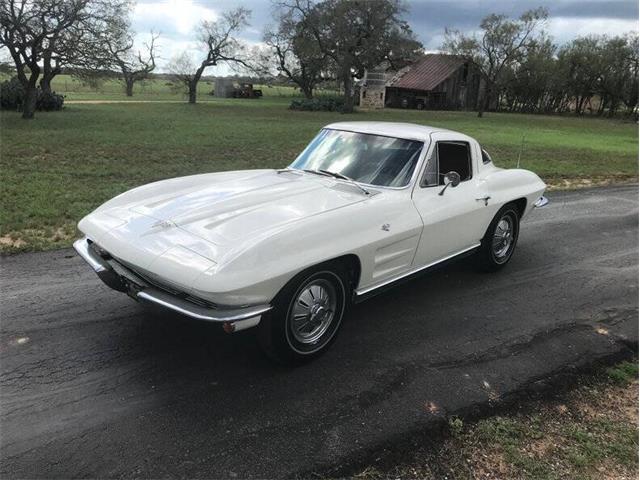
341,69,354,113
125,77,134,97
576,96,584,115
39,75,53,95
22,83,38,119
476,80,487,118
39,54,58,95
188,81,197,104
302,85,313,99
188,67,206,104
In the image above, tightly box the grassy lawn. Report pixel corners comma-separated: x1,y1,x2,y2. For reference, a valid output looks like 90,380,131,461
351,361,639,480
14,73,334,101
1,98,637,253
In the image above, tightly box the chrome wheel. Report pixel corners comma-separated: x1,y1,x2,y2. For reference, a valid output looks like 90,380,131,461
289,278,338,345
492,215,514,261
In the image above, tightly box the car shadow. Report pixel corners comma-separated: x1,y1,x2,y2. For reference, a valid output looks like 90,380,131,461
130,257,481,374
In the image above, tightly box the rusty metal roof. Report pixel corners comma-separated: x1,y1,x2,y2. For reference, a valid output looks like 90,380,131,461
390,54,464,92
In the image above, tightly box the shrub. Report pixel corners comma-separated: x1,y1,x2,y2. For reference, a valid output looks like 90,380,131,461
0,76,24,110
289,96,346,112
36,90,65,111
0,76,64,111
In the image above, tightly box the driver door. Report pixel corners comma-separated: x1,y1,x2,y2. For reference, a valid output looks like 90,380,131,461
411,133,491,267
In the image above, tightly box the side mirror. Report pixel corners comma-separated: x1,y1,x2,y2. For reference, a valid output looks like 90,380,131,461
438,171,461,196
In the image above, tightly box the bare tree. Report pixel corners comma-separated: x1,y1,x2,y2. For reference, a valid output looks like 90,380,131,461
443,7,548,117
170,7,252,104
106,30,159,97
0,0,129,118
168,51,198,100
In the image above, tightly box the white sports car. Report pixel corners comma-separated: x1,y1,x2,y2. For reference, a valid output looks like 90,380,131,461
75,122,547,363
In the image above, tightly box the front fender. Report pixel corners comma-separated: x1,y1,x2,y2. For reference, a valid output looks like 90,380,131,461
191,190,422,305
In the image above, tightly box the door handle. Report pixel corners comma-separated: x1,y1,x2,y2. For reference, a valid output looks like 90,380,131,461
476,196,491,206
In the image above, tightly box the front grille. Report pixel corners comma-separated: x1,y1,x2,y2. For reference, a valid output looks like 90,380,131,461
93,243,219,310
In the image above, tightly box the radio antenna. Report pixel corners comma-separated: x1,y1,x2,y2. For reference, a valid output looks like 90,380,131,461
517,134,526,168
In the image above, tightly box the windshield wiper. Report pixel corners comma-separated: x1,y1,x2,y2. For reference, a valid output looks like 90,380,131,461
303,169,332,177
318,169,370,195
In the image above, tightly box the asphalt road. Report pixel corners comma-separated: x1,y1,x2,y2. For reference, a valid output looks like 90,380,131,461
1,186,638,479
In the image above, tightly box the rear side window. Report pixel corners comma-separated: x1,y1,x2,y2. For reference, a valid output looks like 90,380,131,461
437,142,472,184
481,148,492,164
421,141,473,187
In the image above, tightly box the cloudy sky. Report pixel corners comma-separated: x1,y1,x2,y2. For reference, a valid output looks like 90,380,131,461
131,0,639,73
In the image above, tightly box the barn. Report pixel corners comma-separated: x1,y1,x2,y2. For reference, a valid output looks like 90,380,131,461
359,54,485,111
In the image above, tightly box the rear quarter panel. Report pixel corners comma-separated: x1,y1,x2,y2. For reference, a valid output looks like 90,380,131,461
481,167,547,219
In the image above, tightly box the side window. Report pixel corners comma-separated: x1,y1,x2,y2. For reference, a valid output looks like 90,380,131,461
422,149,438,186
481,148,492,164
436,142,472,184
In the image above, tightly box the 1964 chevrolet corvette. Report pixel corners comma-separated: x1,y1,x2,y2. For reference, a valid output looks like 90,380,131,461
75,122,547,363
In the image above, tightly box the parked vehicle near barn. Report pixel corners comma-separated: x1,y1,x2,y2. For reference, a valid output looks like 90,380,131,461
211,81,263,98
74,122,547,363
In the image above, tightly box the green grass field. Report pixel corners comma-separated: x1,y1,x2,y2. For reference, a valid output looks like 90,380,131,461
1,97,637,253
0,73,330,101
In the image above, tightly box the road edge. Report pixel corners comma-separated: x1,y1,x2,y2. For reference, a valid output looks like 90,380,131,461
299,335,638,479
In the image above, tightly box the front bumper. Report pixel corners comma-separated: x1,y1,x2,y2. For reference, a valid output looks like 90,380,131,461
73,237,271,332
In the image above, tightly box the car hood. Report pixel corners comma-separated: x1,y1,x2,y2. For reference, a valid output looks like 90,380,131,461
95,169,369,248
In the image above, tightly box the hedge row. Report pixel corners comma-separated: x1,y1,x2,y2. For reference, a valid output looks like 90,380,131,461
289,96,346,112
0,77,65,111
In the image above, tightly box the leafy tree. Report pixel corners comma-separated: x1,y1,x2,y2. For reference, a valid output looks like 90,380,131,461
598,34,638,116
501,36,564,113
557,34,638,116
37,0,129,95
443,7,548,117
620,33,639,116
285,0,422,113
557,36,603,115
0,0,129,119
263,7,331,99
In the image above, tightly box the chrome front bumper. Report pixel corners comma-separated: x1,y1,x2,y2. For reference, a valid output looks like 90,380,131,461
73,237,271,332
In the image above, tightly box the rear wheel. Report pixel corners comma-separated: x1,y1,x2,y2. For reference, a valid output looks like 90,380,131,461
258,263,349,364
475,204,520,272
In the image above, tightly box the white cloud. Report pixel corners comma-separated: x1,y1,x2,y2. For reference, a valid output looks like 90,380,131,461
128,1,639,74
133,0,218,36
547,16,638,42
424,18,638,51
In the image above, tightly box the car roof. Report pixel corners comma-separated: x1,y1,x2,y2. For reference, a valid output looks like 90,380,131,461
323,121,457,142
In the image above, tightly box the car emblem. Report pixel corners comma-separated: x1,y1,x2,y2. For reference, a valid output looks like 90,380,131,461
381,223,391,231
152,220,175,229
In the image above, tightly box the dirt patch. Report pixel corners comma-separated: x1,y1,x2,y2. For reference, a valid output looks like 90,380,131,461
0,226,76,254
546,176,637,191
0,235,27,248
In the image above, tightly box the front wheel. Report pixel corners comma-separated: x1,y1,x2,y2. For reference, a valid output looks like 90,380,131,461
258,263,349,364
475,204,520,272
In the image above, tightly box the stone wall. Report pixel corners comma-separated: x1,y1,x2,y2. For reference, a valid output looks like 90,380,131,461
359,68,387,109
360,86,386,109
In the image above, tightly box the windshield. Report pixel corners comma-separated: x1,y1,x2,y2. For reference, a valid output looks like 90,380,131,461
290,129,424,187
